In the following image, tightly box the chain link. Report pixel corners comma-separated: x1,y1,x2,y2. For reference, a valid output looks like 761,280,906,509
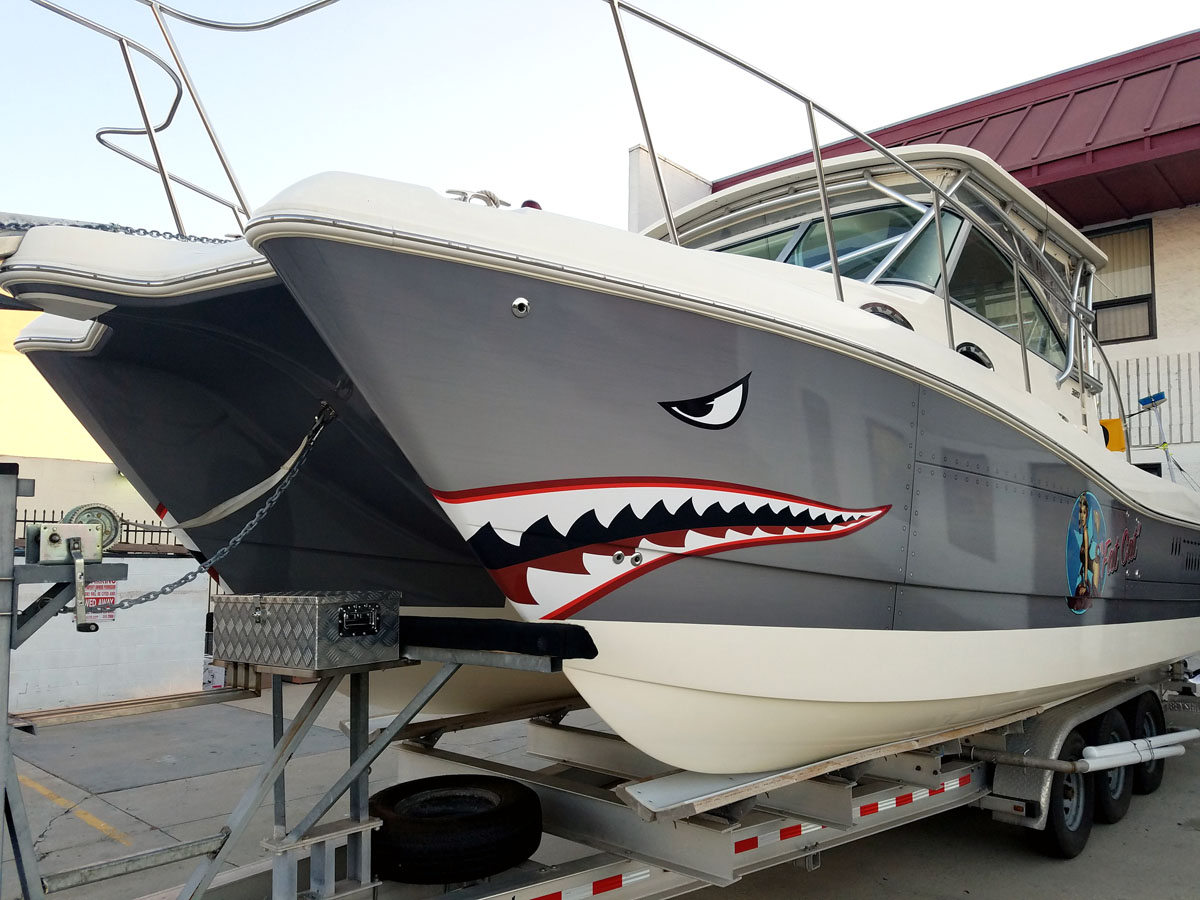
116,405,338,609
0,218,234,244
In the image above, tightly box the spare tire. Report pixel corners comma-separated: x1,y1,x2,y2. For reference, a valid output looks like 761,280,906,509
369,775,541,884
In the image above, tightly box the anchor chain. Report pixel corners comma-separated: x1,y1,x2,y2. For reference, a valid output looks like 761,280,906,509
0,218,234,244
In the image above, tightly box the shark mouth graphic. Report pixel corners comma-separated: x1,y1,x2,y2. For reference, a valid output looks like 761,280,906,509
432,477,889,621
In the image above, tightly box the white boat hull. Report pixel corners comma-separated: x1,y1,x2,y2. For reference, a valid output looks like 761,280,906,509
564,619,1197,772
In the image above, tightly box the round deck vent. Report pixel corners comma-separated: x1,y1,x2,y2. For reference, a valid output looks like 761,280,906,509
860,302,913,330
956,342,994,370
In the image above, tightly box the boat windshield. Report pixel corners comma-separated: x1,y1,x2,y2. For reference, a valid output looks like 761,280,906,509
719,202,1066,368
723,204,964,285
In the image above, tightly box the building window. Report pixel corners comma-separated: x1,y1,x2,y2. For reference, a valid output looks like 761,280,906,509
1087,221,1154,343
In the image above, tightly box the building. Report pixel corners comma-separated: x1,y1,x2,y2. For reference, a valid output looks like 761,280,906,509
713,29,1200,477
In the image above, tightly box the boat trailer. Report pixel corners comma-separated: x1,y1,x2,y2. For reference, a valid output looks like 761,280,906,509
3,463,1199,899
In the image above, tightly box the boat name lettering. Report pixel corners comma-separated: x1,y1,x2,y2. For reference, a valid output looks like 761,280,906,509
1100,523,1141,575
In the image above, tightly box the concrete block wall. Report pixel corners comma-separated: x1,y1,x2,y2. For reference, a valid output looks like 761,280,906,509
10,558,209,713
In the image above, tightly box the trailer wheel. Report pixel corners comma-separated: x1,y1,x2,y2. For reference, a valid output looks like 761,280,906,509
369,775,541,884
1089,709,1132,824
1032,728,1093,859
1125,691,1166,795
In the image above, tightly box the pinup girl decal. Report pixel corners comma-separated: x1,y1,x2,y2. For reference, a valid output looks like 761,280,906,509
1066,491,1105,613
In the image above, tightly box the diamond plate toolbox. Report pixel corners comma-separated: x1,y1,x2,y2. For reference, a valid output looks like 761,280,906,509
212,591,403,670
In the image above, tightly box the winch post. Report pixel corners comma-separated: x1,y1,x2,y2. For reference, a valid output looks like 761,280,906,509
1,464,133,899
1,463,46,899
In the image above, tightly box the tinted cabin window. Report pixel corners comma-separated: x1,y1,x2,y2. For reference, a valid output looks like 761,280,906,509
786,206,923,279
724,229,795,261
883,212,963,288
949,229,1066,368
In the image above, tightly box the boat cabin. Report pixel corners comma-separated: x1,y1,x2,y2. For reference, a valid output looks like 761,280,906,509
648,146,1116,443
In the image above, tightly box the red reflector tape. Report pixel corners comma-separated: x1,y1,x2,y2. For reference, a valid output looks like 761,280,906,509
857,774,973,818
733,837,759,854
593,874,623,894
530,868,651,900
733,773,976,856
735,820,826,853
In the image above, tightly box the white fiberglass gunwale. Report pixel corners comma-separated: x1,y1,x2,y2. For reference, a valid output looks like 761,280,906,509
246,173,1200,531
13,315,107,354
0,227,272,300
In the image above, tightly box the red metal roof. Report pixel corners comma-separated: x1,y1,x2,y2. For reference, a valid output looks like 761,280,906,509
715,30,1200,228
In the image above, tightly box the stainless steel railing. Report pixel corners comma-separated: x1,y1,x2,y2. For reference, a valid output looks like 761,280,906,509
608,0,1129,460
28,0,340,236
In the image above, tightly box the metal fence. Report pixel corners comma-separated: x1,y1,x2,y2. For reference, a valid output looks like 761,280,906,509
13,509,188,555
1098,351,1200,449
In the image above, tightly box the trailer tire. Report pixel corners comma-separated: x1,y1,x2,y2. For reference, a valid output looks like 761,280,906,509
1089,708,1132,824
1032,728,1093,859
369,775,541,884
1125,691,1166,795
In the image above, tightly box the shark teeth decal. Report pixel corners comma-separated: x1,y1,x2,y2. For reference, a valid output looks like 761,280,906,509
432,477,890,620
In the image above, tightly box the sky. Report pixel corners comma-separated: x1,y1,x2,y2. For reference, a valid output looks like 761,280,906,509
4,0,1198,239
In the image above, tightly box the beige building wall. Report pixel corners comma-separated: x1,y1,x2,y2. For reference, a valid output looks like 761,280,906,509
1100,205,1200,362
1,309,159,519
0,310,108,462
1093,204,1200,474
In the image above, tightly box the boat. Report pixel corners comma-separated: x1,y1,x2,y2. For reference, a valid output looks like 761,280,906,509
0,226,575,713
10,0,1200,773
243,141,1200,773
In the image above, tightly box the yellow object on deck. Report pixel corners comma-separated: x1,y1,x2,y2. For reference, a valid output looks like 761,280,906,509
1100,417,1127,452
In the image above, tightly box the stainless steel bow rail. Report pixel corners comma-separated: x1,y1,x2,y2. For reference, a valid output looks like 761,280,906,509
27,0,339,237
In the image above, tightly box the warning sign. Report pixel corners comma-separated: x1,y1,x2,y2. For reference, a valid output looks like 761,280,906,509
84,580,117,622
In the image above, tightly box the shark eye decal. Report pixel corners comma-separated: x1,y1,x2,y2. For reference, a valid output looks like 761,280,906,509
659,374,750,430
